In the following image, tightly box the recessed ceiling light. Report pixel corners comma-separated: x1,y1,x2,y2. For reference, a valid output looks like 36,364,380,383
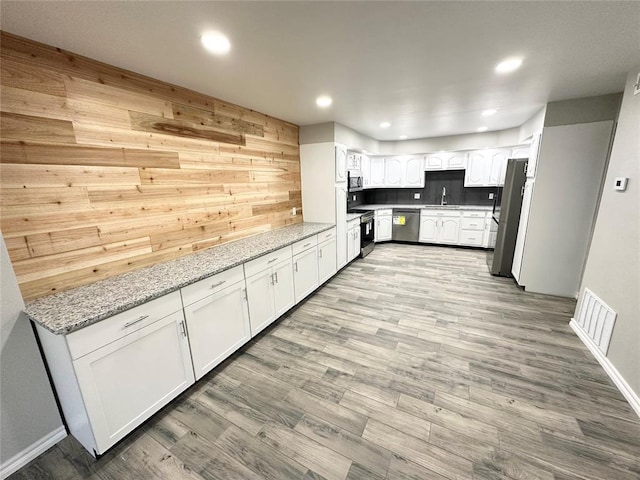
316,95,332,108
399,135,408,140
201,31,231,55
495,57,522,74
477,126,488,132
481,109,497,116
380,122,391,128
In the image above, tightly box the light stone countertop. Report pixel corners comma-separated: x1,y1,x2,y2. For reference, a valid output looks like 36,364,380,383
351,204,493,211
346,212,364,222
25,222,334,335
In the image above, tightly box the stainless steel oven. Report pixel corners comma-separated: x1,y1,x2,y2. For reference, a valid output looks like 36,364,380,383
360,211,375,257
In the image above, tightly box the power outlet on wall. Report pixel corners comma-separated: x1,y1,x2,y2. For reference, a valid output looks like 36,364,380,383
291,207,297,216
489,193,494,200
414,193,421,199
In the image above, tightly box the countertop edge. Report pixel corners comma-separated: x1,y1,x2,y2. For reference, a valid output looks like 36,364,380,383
25,223,335,335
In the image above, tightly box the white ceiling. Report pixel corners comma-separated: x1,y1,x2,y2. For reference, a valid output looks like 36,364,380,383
1,1,639,141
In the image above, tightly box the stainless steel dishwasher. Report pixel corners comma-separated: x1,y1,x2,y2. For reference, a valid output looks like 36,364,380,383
392,209,420,242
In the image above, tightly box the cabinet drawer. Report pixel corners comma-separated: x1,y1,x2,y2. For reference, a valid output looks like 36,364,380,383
180,265,245,307
292,236,318,257
244,245,292,278
376,209,393,216
460,218,485,231
67,290,182,360
421,209,460,217
459,230,484,246
461,211,487,218
317,227,337,243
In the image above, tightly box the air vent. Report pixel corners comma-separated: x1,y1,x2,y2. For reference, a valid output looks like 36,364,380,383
574,288,617,354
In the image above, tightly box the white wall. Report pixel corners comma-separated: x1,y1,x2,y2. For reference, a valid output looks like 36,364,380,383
1,232,64,477
576,68,640,396
519,106,546,142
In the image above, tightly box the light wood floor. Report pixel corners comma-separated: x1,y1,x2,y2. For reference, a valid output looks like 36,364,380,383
11,244,640,480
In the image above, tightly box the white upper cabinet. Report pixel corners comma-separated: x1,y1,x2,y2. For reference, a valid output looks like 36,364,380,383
384,157,403,187
424,151,467,170
464,149,509,187
361,154,371,187
335,145,348,183
347,152,362,171
369,156,386,187
526,133,542,178
403,156,425,187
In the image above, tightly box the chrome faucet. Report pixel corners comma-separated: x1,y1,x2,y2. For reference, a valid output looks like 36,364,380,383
441,186,447,205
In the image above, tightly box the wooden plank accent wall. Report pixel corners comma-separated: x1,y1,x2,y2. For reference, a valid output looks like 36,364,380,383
0,32,302,300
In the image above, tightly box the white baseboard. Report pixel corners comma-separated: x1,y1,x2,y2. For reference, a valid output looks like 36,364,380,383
570,319,640,419
0,426,66,479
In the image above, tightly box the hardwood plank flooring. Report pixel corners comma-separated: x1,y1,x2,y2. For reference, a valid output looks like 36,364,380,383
10,243,640,480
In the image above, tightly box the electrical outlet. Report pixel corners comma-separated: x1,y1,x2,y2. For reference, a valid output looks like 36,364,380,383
352,195,356,201
489,193,494,200
414,193,421,199
291,207,297,216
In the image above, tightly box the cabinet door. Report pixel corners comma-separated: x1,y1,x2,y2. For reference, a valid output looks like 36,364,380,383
335,145,347,183
384,157,403,187
464,152,488,186
369,157,385,187
424,154,444,170
184,282,251,380
439,217,460,244
335,186,348,269
488,150,509,186
272,258,295,317
419,215,439,242
512,180,534,282
376,215,393,242
403,156,424,187
73,311,194,454
526,133,541,178
318,239,337,284
445,152,467,170
293,246,319,303
246,269,276,336
361,155,371,188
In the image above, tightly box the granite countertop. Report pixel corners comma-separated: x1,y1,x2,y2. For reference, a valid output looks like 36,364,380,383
25,222,334,335
352,204,493,211
346,212,364,222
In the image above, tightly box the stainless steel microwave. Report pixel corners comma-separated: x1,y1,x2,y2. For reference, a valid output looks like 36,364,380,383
348,172,363,192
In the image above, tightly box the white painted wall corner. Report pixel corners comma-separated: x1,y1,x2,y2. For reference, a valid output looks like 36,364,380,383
0,427,67,479
570,319,640,419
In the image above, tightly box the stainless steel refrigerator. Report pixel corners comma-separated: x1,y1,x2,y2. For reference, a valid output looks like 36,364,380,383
487,158,528,276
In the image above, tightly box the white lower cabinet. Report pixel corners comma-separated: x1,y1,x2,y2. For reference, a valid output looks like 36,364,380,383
375,209,393,242
182,267,251,380
458,212,488,247
318,230,337,285
347,218,361,261
36,292,194,456
245,254,295,337
419,210,460,244
293,242,319,303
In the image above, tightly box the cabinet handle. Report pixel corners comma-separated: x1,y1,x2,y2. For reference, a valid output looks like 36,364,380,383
241,288,247,301
123,315,149,329
267,257,278,264
179,320,187,338
210,280,226,290
270,273,275,285
294,262,298,272
303,242,311,248
325,232,332,238
274,271,278,284
319,249,323,259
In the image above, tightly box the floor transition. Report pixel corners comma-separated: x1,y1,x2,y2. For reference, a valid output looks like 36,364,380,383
10,243,640,480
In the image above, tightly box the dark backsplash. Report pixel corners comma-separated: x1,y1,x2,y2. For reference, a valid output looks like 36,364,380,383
348,171,494,209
